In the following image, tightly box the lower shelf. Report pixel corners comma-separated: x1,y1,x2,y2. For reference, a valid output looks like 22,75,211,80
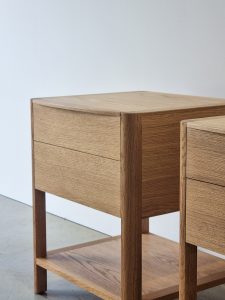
36,234,225,300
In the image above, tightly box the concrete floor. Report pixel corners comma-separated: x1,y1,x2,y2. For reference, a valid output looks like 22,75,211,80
0,195,225,300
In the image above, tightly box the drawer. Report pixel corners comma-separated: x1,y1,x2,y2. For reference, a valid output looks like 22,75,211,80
34,141,120,216
186,127,225,186
186,178,225,255
33,104,120,160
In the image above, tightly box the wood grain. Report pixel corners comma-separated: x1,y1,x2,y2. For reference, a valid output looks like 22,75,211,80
48,236,120,256
33,103,120,160
142,106,225,217
179,121,197,300
120,114,142,300
186,179,225,255
36,234,225,300
32,91,225,115
142,122,179,217
31,101,47,294
142,218,150,233
187,115,225,135
31,93,225,299
187,127,225,187
33,189,47,294
34,141,120,216
180,243,197,300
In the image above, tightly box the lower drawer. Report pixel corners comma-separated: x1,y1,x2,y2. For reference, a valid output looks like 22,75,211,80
186,178,225,255
34,142,120,216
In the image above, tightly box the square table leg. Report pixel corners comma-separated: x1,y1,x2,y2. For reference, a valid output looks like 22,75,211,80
179,121,197,300
180,242,197,300
33,189,47,294
121,114,142,300
142,218,149,233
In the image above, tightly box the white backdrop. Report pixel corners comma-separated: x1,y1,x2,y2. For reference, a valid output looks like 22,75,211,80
1,0,225,238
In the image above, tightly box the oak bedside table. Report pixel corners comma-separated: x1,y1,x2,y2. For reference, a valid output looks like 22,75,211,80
180,116,225,300
31,91,225,300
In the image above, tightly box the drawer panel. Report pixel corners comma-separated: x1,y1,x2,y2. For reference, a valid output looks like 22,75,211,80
186,128,225,186
33,104,120,160
186,179,225,255
34,141,120,216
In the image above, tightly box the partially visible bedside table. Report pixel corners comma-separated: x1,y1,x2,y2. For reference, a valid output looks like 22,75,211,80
180,116,225,300
31,91,225,300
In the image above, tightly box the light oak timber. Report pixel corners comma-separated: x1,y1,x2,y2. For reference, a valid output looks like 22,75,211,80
48,236,120,256
32,96,225,218
142,218,150,233
179,121,197,300
31,101,47,294
120,114,142,300
34,141,120,216
186,179,225,255
142,106,225,217
32,92,225,299
32,91,225,115
33,104,120,160
187,127,225,186
186,115,225,134
180,115,225,299
36,234,225,300
33,190,47,294
142,122,179,216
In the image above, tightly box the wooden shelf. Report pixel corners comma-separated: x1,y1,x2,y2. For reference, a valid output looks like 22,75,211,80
36,234,225,300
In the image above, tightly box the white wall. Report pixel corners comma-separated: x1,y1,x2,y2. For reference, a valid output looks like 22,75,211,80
1,0,225,238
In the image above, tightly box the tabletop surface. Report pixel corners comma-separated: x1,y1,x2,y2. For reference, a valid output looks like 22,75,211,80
187,115,225,135
32,91,225,116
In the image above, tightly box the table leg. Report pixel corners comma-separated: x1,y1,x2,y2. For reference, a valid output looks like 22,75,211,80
142,218,149,233
180,241,197,300
179,121,197,300
33,189,47,294
121,114,142,300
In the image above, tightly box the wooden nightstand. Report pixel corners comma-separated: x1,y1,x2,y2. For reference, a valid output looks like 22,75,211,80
31,91,225,300
180,116,225,300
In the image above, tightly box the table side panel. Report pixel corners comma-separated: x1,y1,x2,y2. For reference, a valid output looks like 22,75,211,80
33,104,120,160
142,106,225,217
34,141,120,216
186,179,225,255
142,123,180,216
187,128,225,186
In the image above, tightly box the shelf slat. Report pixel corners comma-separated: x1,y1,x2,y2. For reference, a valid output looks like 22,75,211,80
36,234,225,300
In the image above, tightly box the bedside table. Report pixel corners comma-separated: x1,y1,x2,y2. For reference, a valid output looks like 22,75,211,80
180,116,225,300
31,91,225,300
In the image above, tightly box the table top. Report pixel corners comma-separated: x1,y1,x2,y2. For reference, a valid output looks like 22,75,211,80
32,91,225,116
187,116,225,135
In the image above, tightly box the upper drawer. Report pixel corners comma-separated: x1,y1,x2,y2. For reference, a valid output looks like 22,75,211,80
186,127,225,187
32,104,120,160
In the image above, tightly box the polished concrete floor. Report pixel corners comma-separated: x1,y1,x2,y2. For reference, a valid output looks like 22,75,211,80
0,195,225,300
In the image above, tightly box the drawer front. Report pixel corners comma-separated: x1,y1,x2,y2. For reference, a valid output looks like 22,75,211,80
186,179,225,255
34,142,120,216
33,104,120,160
186,127,225,186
